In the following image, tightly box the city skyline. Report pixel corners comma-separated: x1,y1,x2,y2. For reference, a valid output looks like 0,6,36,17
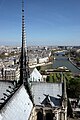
0,0,80,46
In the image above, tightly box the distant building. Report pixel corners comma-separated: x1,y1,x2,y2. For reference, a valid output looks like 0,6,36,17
30,68,43,82
0,65,20,82
38,57,49,64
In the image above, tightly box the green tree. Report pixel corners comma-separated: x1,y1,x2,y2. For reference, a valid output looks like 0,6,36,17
67,77,80,98
49,73,53,82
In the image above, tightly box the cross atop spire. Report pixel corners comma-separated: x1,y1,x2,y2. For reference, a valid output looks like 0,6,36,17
22,0,24,12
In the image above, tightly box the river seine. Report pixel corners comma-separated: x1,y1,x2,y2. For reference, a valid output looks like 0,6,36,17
41,53,80,74
53,55,80,74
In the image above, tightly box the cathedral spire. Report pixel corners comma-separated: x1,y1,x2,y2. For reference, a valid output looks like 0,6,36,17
20,0,34,104
62,73,67,120
20,0,26,84
63,74,67,100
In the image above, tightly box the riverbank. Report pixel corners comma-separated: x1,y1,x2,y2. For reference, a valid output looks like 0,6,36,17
68,58,80,70
29,62,53,68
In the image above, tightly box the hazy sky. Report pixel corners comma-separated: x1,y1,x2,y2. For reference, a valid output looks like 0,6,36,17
0,0,80,46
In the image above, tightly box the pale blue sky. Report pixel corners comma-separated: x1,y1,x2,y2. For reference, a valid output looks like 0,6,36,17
0,0,80,46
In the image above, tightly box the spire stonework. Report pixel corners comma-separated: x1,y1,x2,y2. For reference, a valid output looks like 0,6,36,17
20,0,34,104
62,73,67,120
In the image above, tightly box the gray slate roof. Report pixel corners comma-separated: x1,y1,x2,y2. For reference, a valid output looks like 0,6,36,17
31,82,62,107
41,95,61,107
0,81,14,105
0,84,33,120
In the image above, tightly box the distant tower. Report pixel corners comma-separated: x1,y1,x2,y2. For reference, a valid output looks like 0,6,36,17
20,0,34,103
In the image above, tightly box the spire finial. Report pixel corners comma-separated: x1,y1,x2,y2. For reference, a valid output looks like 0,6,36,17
22,0,24,12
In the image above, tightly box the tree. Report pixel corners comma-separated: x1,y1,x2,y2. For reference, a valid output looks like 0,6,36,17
67,77,80,98
49,73,53,82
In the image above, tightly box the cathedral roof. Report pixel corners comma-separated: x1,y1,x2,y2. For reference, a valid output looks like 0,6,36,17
0,84,33,120
31,82,62,107
0,80,14,107
41,95,61,107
